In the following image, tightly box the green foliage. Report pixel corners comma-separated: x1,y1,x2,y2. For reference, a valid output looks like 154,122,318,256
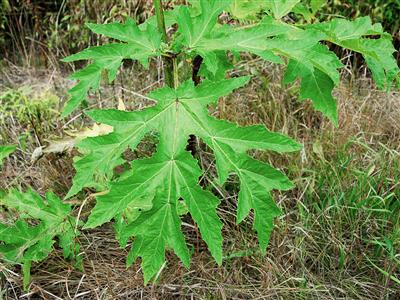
228,0,267,20
0,145,16,167
58,0,399,284
292,0,326,22
0,87,58,129
323,0,400,36
63,1,399,123
227,0,325,21
266,0,301,19
0,189,79,290
61,18,162,117
176,2,397,122
306,17,399,89
69,77,301,283
302,141,400,282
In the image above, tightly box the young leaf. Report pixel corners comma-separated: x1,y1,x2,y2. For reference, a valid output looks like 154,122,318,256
0,144,16,167
177,0,231,48
310,0,325,13
74,77,301,282
3,189,71,225
198,51,234,81
266,0,302,19
228,0,268,20
283,44,343,126
0,189,79,289
0,221,54,264
61,18,162,117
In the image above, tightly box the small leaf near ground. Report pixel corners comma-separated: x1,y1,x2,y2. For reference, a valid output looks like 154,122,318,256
0,145,17,167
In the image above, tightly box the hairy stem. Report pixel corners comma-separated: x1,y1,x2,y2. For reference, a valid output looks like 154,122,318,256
187,55,203,156
192,55,203,86
153,0,174,88
173,57,179,89
22,261,32,291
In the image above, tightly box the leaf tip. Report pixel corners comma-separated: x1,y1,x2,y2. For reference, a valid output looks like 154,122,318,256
330,114,339,128
82,223,93,230
85,22,96,30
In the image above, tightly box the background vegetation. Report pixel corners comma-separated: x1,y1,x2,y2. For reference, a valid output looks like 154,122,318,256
0,0,399,299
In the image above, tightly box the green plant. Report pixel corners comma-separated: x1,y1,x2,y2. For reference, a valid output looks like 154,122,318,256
323,0,400,36
2,0,399,287
0,87,58,121
0,87,58,139
0,144,16,167
0,189,80,290
298,140,400,286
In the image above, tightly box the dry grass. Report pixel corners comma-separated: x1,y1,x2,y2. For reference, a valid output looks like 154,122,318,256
0,60,399,299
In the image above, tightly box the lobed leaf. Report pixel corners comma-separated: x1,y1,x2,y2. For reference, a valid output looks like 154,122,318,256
228,0,268,20
284,58,338,125
61,18,162,117
73,77,301,282
0,189,78,287
265,0,301,19
174,3,398,123
63,0,399,284
307,17,400,89
175,5,344,123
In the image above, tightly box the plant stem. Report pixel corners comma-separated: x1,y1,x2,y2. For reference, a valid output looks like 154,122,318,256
187,54,203,156
22,261,32,291
192,55,203,86
173,57,179,89
153,0,174,88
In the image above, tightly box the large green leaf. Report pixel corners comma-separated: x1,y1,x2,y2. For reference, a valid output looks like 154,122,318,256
308,17,400,89
61,18,162,117
61,0,400,285
175,4,344,123
174,2,398,123
72,77,301,282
